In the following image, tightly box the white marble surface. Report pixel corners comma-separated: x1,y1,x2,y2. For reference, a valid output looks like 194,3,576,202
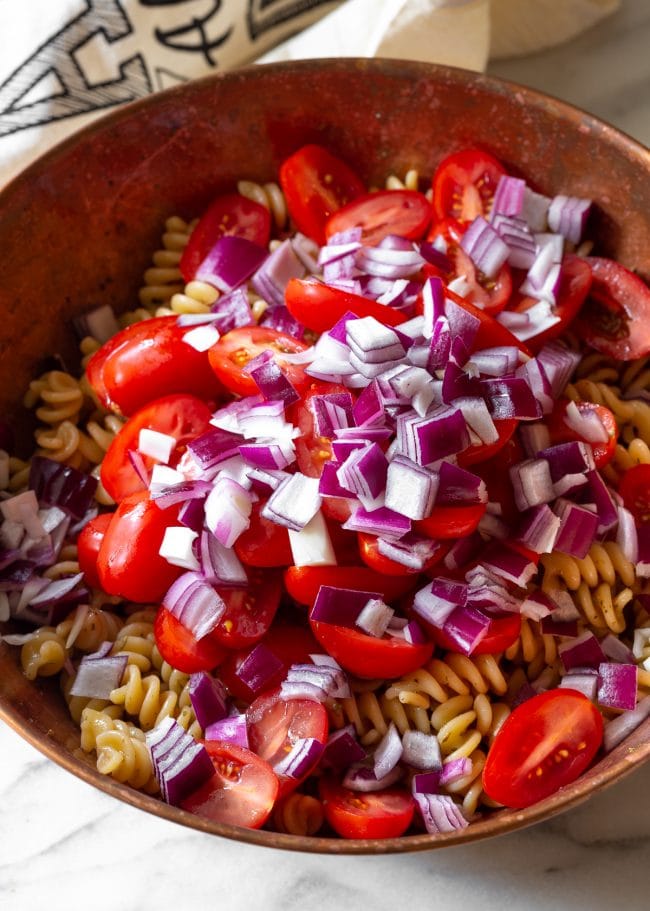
2,2,650,909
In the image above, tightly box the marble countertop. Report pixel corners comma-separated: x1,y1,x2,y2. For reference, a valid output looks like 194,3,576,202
2,2,650,909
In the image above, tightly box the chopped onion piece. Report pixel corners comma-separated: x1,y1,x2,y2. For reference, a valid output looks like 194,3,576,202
460,216,509,279
188,672,228,727
235,643,284,696
558,631,606,672
547,194,591,245
439,758,473,786
159,526,200,571
373,723,403,780
163,572,225,640
402,730,442,771
343,763,402,792
322,726,366,770
384,456,438,521
262,473,321,531
204,713,249,750
69,654,128,699
597,663,637,711
147,717,214,806
509,458,555,511
273,738,324,780
603,695,650,752
204,477,252,547
288,511,337,567
552,499,599,558
356,598,394,638
311,585,383,627
182,324,220,352
415,793,468,834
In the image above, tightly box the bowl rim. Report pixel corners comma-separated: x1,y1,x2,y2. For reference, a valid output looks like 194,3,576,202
1,56,649,854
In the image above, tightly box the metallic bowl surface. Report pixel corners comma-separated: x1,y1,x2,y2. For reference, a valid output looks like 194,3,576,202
0,58,649,854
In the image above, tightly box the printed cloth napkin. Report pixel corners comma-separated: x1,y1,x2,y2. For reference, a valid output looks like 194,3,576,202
0,0,619,187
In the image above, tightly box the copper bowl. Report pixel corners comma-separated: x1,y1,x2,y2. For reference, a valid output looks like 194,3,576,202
0,59,649,854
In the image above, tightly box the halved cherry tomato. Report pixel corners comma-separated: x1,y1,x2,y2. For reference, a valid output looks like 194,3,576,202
482,689,603,808
619,464,650,524
209,570,282,650
284,565,417,607
97,492,182,602
279,144,365,245
457,418,518,468
573,256,650,360
261,623,321,669
154,606,227,674
325,190,431,247
86,316,224,416
180,741,278,829
428,611,521,656
247,688,329,798
415,503,487,540
357,533,447,576
432,148,506,225
509,254,592,351
310,618,433,679
179,193,271,282
208,326,309,397
234,503,294,567
318,777,415,839
77,512,114,590
451,247,512,315
285,278,407,335
100,394,213,502
547,398,617,469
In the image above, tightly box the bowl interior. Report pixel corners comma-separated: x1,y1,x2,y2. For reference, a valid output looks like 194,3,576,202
0,58,649,853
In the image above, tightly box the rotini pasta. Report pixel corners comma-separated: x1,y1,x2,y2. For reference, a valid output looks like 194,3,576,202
237,179,287,230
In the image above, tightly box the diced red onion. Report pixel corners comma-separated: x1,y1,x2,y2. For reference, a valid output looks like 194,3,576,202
147,717,214,806
427,317,452,372
159,526,200,571
199,529,247,587
384,456,438,522
491,175,526,218
73,303,120,343
402,730,442,771
439,757,472,785
356,244,424,279
342,505,411,539
481,546,537,587
536,342,581,398
603,695,650,752
346,317,405,363
597,662,637,711
481,376,542,421
187,427,242,471
288,511,337,568
322,726,367,770
553,499,599,558
521,187,551,232
281,661,350,701
559,631,606,671
244,350,300,407
493,214,536,269
616,505,638,564
69,654,128,699
311,585,383,627
163,572,225,640
205,477,252,547
411,771,442,794
343,763,402,792
515,504,560,554
204,712,249,750
273,737,325,780
195,236,267,293
460,216,509,279
440,605,491,655
376,534,442,572
600,633,635,664
413,578,467,629
251,239,305,307
188,672,228,727
373,723,403,780
415,793,468,834
356,598,394,638
436,462,486,506
234,643,284,697
586,469,619,534
262,473,321,531
547,195,591,245
519,423,551,458
559,672,598,701
564,399,609,443
509,458,555,511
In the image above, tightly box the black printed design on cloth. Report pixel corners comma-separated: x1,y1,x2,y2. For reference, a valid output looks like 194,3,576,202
247,0,335,40
147,0,234,67
0,0,151,138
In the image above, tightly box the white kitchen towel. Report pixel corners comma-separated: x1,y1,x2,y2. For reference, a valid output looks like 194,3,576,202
0,0,620,188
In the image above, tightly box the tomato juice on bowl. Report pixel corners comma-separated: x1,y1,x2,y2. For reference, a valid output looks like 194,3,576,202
0,63,647,851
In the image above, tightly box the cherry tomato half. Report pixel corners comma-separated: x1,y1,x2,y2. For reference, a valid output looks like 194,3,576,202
285,278,407,335
325,190,431,247
415,503,487,540
310,618,433,679
574,256,650,360
97,492,182,603
209,570,282,650
179,193,271,282
180,741,278,829
457,418,518,468
208,326,310,397
279,144,365,245
619,464,650,524
547,398,617,469
482,689,603,808
318,777,415,839
284,565,417,607
234,502,294,567
357,533,447,576
100,394,213,502
86,316,223,416
77,512,114,590
444,290,531,356
510,254,592,351
450,247,513,316
432,148,506,226
154,606,227,674
247,688,329,798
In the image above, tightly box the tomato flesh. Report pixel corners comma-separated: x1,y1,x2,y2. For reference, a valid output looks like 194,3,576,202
319,777,415,839
575,257,650,360
154,606,227,674
325,190,431,247
457,418,518,468
285,278,407,335
180,741,278,829
100,394,213,502
415,504,486,540
310,618,433,679
547,398,617,469
619,464,650,524
77,512,114,590
482,689,603,808
432,148,506,225
247,689,329,797
284,564,417,606
428,611,521,655
86,316,223,416
208,326,309,397
209,570,282,650
97,492,182,603
179,193,271,282
280,144,365,245
357,533,447,576
234,503,294,567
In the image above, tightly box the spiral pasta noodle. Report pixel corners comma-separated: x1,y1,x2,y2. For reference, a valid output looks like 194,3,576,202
272,793,325,836
384,169,420,191
20,628,68,680
138,215,192,308
541,541,637,635
80,707,158,791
